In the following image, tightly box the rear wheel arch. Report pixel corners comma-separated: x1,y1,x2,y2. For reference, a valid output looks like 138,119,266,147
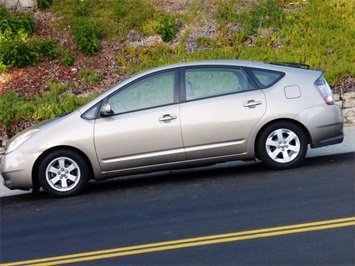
255,119,311,169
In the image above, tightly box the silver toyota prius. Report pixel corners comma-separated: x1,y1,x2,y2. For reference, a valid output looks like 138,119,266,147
1,60,344,197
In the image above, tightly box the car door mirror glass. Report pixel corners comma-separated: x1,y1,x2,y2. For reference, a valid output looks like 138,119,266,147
100,103,113,117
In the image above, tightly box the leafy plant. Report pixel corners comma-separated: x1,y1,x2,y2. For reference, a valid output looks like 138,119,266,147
60,49,75,66
156,16,179,42
38,38,60,60
38,0,54,10
0,36,39,67
75,0,89,16
0,36,59,68
74,22,100,56
0,7,59,69
0,91,29,128
0,5,34,36
0,6,34,36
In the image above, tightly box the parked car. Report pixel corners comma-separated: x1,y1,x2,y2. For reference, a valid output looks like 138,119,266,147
1,60,344,197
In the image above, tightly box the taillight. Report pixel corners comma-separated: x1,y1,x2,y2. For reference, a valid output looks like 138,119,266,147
314,76,334,105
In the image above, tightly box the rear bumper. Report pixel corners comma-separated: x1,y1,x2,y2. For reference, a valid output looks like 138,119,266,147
296,104,344,149
311,133,343,148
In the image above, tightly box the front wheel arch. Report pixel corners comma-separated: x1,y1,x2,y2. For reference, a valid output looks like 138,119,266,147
32,146,94,195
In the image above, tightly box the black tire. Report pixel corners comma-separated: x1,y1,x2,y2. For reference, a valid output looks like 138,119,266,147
38,149,89,197
257,122,307,170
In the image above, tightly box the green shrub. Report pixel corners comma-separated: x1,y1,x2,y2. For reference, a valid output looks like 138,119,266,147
0,63,9,72
75,0,89,16
0,7,59,70
0,35,59,68
38,0,53,10
74,22,100,56
0,36,40,67
0,6,34,36
38,38,60,60
156,16,179,43
60,49,75,66
0,91,29,128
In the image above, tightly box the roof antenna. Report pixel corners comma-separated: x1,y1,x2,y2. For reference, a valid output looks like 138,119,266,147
235,51,242,59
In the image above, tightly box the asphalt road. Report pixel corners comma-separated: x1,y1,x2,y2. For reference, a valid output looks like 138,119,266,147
1,149,354,264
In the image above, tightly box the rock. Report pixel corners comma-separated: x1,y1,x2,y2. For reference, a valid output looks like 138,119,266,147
333,93,340,101
342,92,355,100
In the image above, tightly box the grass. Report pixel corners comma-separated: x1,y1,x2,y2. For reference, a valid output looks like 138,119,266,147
1,0,354,134
0,82,97,130
113,0,355,83
49,0,162,40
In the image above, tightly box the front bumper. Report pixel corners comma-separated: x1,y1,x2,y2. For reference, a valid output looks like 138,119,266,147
1,150,40,190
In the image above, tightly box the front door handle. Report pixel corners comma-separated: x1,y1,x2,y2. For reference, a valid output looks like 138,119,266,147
243,100,262,108
159,114,177,122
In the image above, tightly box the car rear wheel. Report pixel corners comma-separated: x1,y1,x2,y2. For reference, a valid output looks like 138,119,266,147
38,149,89,197
257,122,307,169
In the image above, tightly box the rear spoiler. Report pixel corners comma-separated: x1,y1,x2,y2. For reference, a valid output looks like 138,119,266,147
270,62,325,74
270,62,310,69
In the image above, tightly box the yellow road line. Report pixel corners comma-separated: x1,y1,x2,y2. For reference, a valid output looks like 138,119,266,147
2,216,355,266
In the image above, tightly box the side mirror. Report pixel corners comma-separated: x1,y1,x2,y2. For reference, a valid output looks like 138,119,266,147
100,103,113,117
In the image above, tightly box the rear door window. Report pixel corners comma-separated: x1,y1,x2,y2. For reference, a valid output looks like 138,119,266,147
184,67,256,101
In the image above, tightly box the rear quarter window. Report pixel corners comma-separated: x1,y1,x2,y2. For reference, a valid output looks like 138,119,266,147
247,68,285,89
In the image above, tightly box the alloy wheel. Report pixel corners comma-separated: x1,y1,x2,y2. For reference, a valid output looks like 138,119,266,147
265,128,301,164
45,156,81,192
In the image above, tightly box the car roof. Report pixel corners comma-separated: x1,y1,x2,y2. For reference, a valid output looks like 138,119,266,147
138,60,314,74
140,60,276,73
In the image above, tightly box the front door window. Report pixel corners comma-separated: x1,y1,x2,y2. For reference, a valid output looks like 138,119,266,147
108,71,176,114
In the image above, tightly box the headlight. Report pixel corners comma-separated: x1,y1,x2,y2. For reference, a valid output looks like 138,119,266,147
6,129,40,154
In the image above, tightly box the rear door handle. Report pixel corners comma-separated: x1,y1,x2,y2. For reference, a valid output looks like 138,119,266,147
159,114,177,122
243,100,262,108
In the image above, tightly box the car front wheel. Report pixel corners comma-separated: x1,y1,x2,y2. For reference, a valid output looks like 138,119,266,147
257,122,308,169
38,149,89,197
